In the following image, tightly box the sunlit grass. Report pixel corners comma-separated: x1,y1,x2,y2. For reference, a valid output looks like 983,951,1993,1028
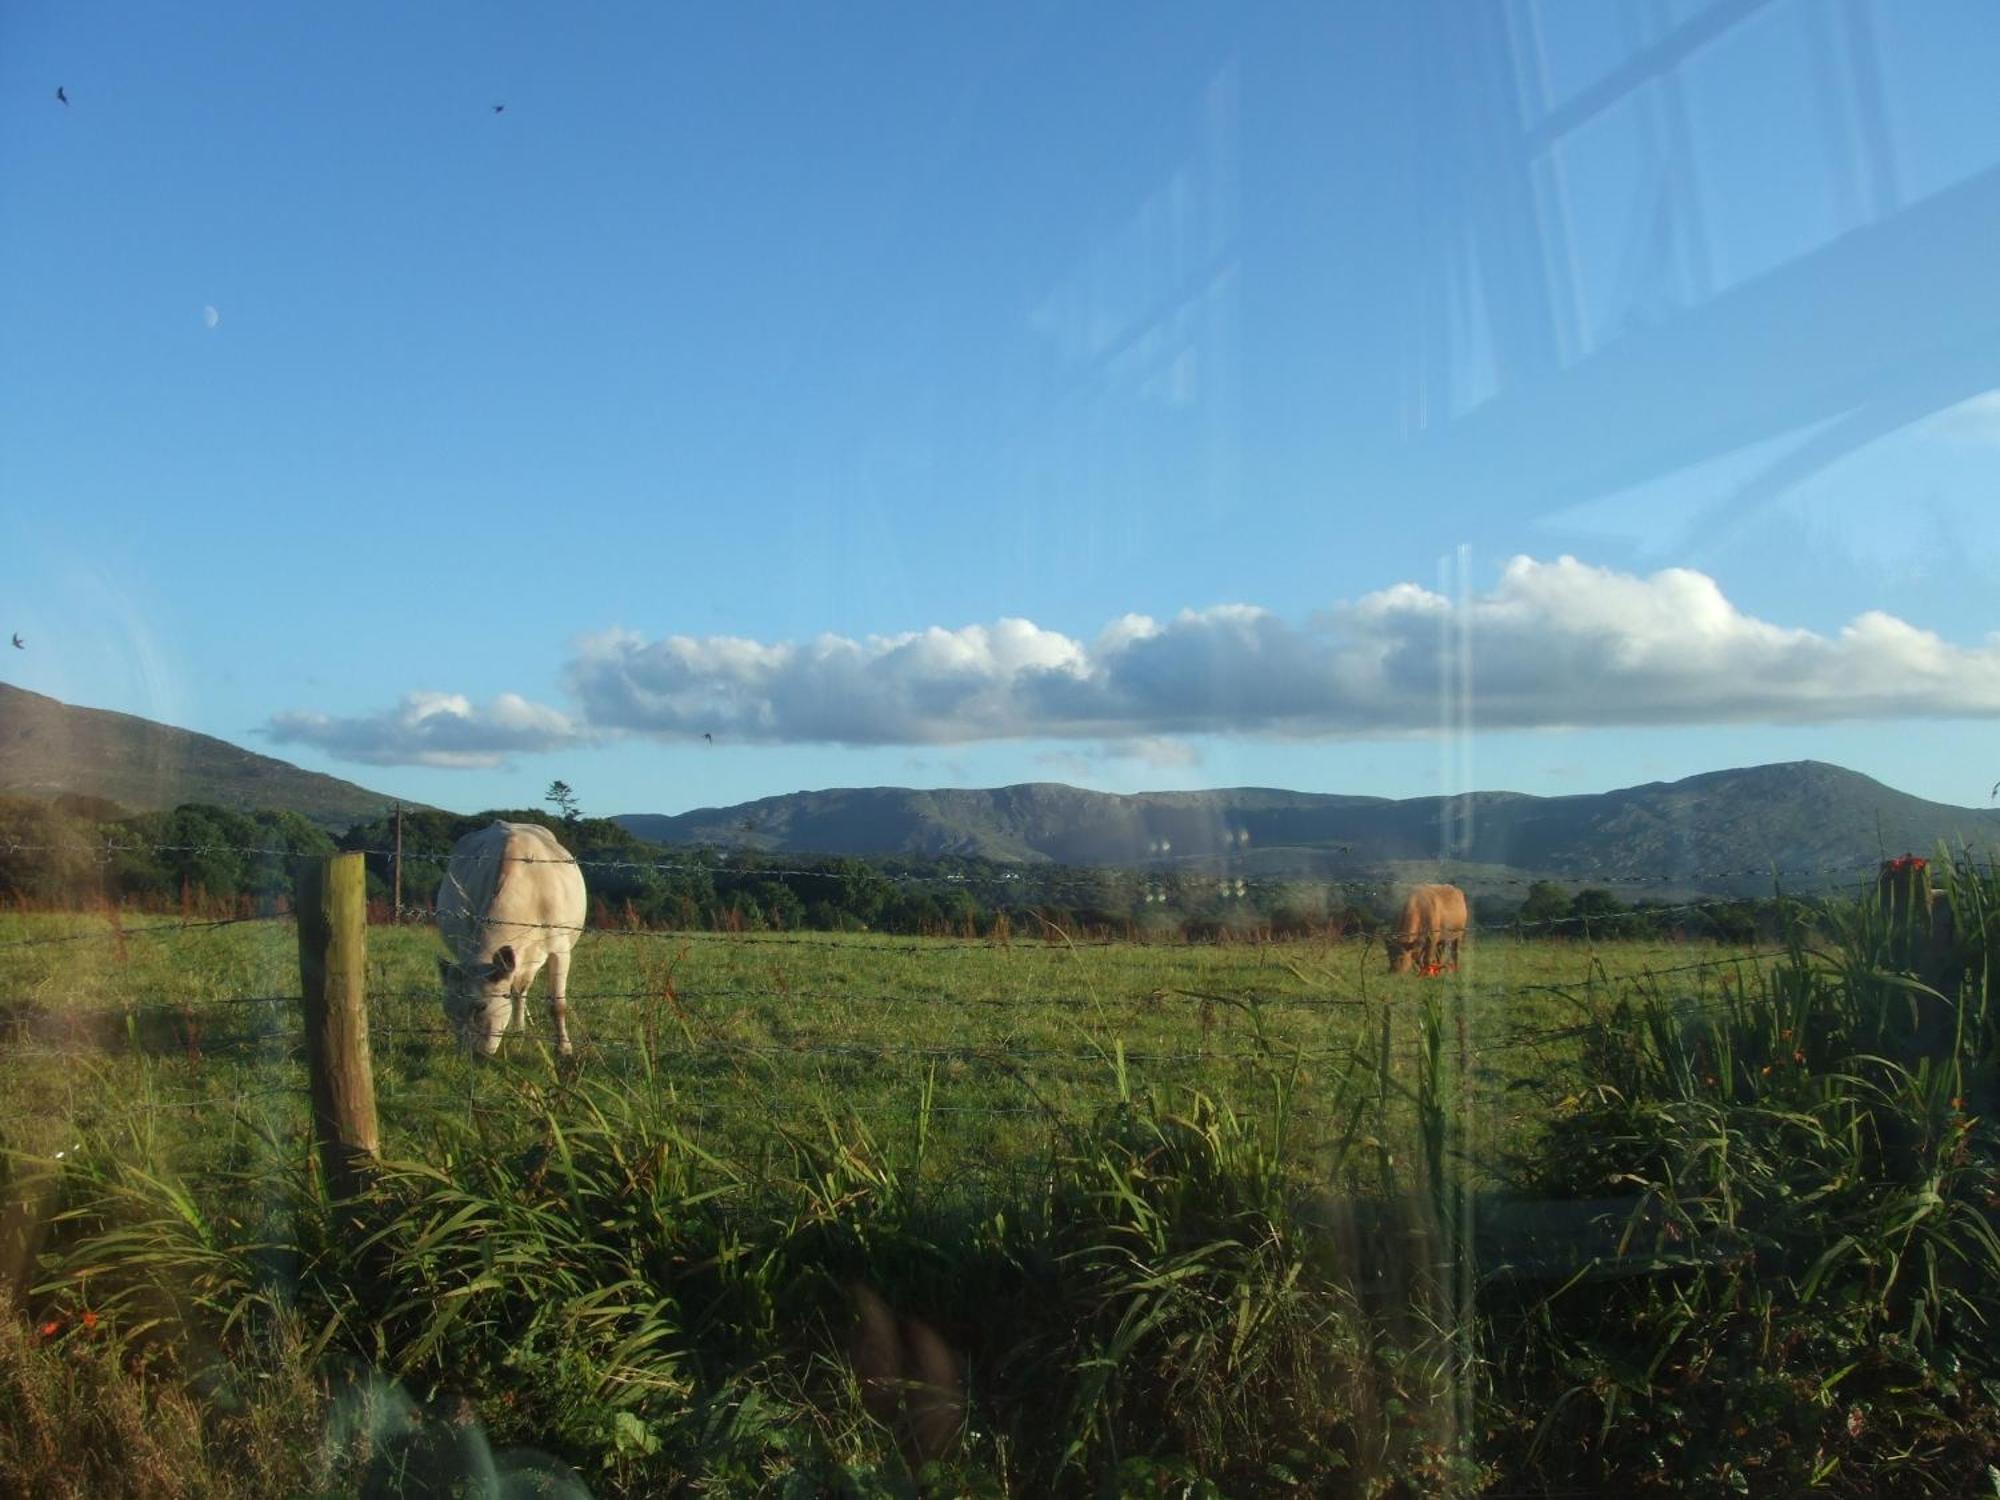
21,897,1981,1496
0,914,1776,1182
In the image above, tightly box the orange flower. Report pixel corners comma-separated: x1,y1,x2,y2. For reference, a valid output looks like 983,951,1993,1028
36,1319,60,1339
79,1310,97,1331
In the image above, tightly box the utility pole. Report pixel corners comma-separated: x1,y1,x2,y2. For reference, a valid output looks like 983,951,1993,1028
392,802,403,922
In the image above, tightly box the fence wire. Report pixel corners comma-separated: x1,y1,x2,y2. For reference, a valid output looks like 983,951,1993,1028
0,822,1929,962
0,830,1894,1143
0,833,1911,892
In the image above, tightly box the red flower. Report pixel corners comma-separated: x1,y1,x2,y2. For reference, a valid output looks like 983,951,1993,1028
79,1310,97,1331
36,1319,60,1339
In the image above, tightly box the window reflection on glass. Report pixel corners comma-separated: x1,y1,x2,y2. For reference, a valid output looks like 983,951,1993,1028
4,3,1999,1494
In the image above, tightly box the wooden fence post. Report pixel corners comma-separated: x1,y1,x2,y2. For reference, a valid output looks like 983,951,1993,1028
296,852,378,1200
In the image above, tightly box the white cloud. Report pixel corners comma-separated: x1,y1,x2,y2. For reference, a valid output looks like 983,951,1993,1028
1922,391,2000,445
564,619,1092,746
267,691,583,769
568,557,2000,742
270,557,2000,766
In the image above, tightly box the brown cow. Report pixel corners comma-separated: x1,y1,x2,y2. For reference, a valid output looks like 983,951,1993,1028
1388,884,1469,975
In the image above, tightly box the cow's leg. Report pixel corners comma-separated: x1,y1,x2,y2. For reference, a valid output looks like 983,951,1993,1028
522,957,550,1033
546,947,574,1055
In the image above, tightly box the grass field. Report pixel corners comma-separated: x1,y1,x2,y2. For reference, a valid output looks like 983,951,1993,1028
0,913,1769,1179
3,892,1997,1497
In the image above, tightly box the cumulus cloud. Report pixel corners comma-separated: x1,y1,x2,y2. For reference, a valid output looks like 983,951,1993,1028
568,558,2000,742
266,691,583,769
270,557,2000,765
564,619,1093,745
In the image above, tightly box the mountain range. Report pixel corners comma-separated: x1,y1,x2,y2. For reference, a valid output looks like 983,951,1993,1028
616,764,2000,896
5,683,1995,896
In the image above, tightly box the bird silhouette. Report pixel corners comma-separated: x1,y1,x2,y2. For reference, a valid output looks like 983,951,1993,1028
1991,780,1999,802
9,634,21,650
703,732,713,745
492,104,505,114
56,87,68,106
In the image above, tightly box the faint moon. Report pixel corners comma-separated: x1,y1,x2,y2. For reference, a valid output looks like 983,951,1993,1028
202,305,220,330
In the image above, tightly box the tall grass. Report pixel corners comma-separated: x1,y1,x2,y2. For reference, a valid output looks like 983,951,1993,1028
1487,853,2000,1494
7,865,2000,1494
14,1027,1488,1497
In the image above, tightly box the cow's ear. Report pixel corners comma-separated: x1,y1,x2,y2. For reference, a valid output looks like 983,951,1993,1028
491,945,517,978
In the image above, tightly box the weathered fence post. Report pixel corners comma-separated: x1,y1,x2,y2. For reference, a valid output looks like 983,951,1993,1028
296,852,378,1200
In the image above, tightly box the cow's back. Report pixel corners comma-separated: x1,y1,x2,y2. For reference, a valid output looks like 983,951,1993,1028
1425,884,1469,933
439,821,586,962
1397,883,1468,934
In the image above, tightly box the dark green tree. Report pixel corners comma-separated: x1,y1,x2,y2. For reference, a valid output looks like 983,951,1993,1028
1516,880,1574,934
1570,887,1639,939
545,780,582,824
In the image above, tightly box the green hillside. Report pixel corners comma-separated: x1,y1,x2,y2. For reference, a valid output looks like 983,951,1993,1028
0,682,415,830
618,763,2000,895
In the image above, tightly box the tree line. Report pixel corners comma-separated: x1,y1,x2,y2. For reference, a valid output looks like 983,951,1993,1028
0,794,1791,942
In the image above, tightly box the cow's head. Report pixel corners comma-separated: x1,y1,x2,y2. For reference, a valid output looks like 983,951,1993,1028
1386,937,1415,974
438,945,516,1057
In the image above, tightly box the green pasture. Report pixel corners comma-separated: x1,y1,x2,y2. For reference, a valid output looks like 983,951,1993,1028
0,913,1772,1183
6,891,1997,1497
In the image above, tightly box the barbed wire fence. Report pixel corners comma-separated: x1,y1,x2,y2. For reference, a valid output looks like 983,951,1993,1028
0,828,1900,954
0,831,1886,1146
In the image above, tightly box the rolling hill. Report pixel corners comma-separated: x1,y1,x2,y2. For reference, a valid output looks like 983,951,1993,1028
6,680,1992,894
0,682,414,829
617,764,2000,896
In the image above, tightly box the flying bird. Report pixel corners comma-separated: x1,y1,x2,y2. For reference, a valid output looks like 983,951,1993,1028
1991,780,1999,801
56,87,68,106
703,732,713,745
492,103,505,114
10,634,22,649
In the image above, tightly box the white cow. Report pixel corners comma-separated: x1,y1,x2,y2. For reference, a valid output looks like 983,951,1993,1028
436,820,587,1057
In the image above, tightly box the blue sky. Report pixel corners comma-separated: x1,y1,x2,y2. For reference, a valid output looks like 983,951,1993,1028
4,1,1999,820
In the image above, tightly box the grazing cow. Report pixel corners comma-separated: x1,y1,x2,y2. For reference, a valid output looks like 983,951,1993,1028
1388,883,1469,975
436,821,586,1057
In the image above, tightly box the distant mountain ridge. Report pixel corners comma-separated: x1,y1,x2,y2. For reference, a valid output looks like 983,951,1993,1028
0,682,412,829
617,764,2000,895
4,682,1991,894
